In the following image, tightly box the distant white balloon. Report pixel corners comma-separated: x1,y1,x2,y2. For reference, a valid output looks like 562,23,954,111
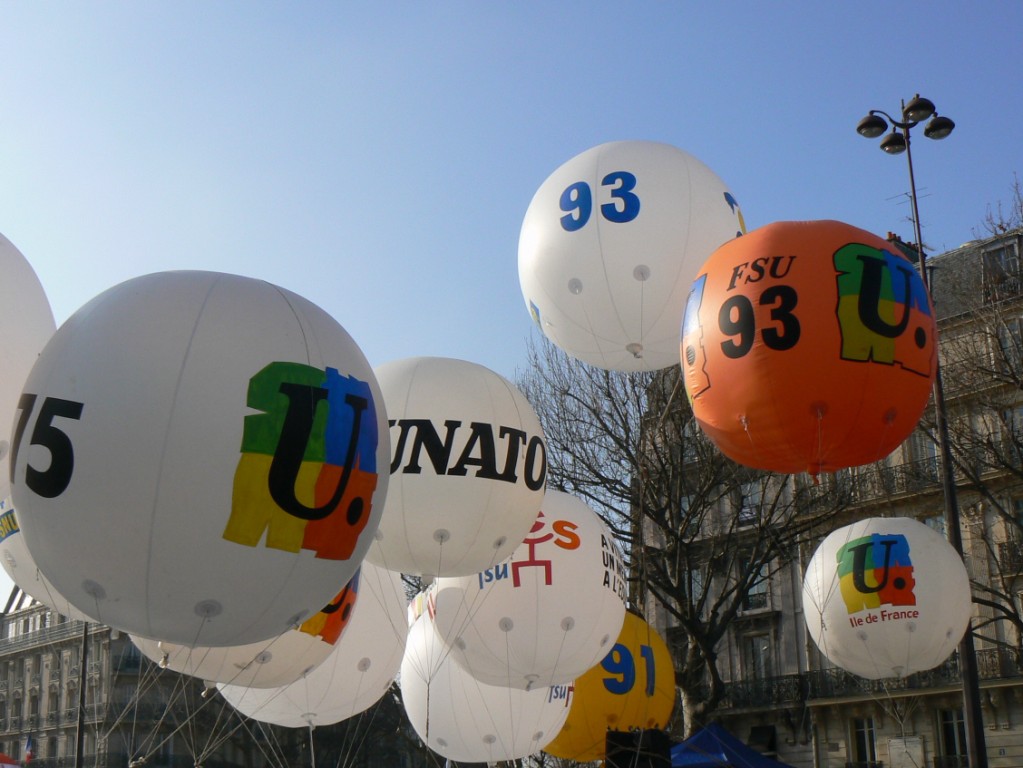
432,490,626,689
131,574,359,688
12,271,388,647
0,234,56,500
802,516,972,679
401,612,573,764
219,561,408,727
366,357,547,577
518,140,745,371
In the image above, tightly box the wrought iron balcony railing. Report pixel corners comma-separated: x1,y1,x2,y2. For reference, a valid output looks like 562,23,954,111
719,647,1023,712
721,673,806,709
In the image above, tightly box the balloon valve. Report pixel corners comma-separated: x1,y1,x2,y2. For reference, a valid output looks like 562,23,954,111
194,599,223,620
82,579,107,601
626,343,643,358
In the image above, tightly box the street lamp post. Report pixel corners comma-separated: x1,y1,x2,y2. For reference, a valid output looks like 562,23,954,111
856,95,987,768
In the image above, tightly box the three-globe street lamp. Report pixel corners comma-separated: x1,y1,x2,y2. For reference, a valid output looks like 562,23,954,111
856,95,988,768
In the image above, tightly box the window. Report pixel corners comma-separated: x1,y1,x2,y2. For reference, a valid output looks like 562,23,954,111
984,240,1021,302
850,717,877,766
997,315,1023,374
938,708,967,762
1009,498,1023,542
743,634,772,680
737,479,763,526
681,420,703,464
924,514,946,537
743,560,770,611
1000,405,1023,461
908,429,939,481
687,567,705,607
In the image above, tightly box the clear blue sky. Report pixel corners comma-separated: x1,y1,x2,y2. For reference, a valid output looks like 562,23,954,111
2,3,1021,595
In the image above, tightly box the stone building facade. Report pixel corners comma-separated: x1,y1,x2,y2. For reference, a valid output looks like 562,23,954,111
654,228,1023,768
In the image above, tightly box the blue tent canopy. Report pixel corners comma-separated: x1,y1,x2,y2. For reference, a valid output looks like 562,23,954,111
671,723,796,768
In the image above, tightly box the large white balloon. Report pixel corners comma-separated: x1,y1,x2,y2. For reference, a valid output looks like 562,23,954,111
131,573,359,688
432,490,626,689
366,357,547,577
11,271,388,647
219,561,408,727
0,234,56,500
401,612,573,764
802,516,972,679
518,140,745,372
0,499,90,622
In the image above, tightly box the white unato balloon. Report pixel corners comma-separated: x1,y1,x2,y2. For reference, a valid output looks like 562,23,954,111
219,561,408,727
802,516,972,679
401,612,573,764
432,490,626,689
11,271,389,647
0,234,56,500
366,357,547,577
518,140,745,372
131,573,360,689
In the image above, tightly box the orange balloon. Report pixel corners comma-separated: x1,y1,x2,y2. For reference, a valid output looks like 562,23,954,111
544,612,675,762
680,220,936,476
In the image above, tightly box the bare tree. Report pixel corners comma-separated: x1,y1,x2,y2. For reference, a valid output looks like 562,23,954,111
516,334,849,737
973,174,1023,239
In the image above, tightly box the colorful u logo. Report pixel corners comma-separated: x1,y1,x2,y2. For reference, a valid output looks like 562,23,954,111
836,533,916,613
223,362,379,561
834,244,934,377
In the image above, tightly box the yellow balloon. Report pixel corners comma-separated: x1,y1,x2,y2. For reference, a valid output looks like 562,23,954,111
544,611,675,762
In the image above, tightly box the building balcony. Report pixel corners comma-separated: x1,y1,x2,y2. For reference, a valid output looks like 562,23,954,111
721,673,806,710
719,648,1023,713
806,647,1023,701
983,274,1023,305
0,620,92,654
